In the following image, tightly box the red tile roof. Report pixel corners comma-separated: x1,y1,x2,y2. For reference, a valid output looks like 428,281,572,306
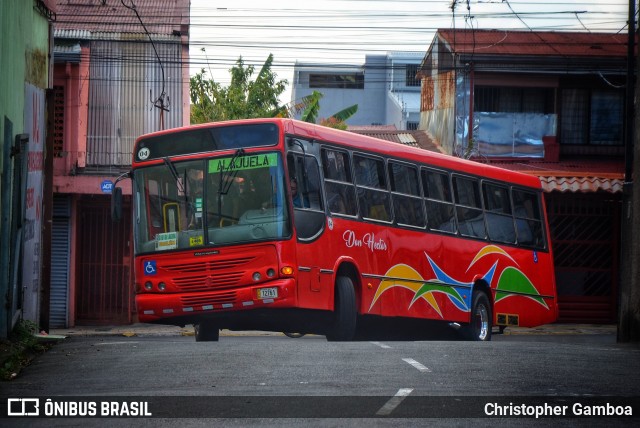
488,159,625,193
436,29,629,58
55,0,189,35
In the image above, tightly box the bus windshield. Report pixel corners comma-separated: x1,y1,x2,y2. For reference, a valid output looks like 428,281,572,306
132,151,290,254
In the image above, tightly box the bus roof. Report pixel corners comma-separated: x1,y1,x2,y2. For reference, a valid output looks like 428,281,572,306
137,118,543,190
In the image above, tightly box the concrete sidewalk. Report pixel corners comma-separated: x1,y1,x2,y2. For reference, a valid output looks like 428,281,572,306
48,323,617,338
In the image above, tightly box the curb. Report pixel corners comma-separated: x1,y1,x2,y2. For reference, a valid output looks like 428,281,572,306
50,325,285,338
49,323,617,338
503,324,616,336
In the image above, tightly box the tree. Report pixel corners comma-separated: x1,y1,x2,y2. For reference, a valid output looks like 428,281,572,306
190,53,288,123
295,90,358,130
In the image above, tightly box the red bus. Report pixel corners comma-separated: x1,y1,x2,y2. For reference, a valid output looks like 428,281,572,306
112,118,558,341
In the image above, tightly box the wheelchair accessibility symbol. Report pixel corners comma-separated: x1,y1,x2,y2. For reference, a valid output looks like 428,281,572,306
144,260,157,275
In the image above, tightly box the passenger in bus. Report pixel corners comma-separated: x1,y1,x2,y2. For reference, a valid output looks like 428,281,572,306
368,192,390,221
290,178,309,208
327,190,347,214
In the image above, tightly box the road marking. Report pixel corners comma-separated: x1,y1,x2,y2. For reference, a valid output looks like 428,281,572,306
402,358,431,372
376,388,414,416
93,341,140,346
370,341,391,349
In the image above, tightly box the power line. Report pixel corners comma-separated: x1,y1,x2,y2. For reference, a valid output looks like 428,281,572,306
53,0,631,98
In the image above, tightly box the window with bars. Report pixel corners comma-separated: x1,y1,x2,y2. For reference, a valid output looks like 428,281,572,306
405,64,420,87
560,88,623,146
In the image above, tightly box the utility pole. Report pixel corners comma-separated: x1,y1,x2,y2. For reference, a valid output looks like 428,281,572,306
618,0,640,342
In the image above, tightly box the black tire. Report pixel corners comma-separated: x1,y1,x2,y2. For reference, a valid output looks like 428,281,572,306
462,291,492,341
195,321,220,342
326,276,357,341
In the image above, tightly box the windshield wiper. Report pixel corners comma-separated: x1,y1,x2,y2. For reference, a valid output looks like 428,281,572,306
163,157,185,194
220,148,245,196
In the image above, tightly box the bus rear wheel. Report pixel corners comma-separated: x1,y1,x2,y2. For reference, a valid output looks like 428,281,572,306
195,321,220,342
462,291,492,341
326,276,357,341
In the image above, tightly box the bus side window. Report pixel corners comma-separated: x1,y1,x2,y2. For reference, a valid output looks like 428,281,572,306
513,189,545,248
483,182,516,244
287,152,324,211
354,154,391,222
389,161,425,228
321,148,357,216
422,168,456,233
453,175,486,239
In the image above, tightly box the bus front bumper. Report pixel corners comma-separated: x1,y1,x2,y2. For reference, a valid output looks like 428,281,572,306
135,278,297,323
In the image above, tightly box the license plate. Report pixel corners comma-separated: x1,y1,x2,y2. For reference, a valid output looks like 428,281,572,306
257,287,278,299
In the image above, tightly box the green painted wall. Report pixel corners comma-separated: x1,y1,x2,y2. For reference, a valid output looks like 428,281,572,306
1,1,51,138
0,0,52,338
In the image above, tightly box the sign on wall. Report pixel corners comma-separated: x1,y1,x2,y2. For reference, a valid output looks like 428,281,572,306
22,83,45,324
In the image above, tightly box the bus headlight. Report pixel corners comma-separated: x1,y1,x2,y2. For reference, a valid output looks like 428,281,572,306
144,281,153,290
252,272,262,282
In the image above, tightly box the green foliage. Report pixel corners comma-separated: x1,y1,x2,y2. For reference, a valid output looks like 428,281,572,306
190,53,288,124
330,104,359,122
0,320,50,381
297,90,358,129
300,91,324,123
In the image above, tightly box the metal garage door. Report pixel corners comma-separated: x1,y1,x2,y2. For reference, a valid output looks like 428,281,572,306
50,196,70,328
75,195,132,325
546,192,620,323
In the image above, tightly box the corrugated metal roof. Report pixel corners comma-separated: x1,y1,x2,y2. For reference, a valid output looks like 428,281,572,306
53,42,82,63
55,0,189,36
387,51,425,60
348,125,397,131
397,133,417,146
437,29,629,58
349,129,444,153
54,29,91,39
55,29,180,42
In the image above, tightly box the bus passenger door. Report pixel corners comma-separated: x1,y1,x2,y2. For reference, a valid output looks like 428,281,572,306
287,150,329,305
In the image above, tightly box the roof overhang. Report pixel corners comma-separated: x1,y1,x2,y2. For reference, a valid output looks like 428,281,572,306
538,176,624,193
490,160,625,193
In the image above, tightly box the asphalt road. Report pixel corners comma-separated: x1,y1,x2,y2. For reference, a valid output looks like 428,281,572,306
1,331,639,426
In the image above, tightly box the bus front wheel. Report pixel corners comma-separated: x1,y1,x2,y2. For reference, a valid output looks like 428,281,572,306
462,291,492,341
326,276,357,341
195,321,220,342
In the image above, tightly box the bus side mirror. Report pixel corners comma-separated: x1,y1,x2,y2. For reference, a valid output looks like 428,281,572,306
111,186,123,222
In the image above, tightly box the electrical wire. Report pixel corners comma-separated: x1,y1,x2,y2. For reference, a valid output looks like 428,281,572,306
52,1,632,94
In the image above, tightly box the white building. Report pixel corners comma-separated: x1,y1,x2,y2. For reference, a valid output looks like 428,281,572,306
291,52,423,130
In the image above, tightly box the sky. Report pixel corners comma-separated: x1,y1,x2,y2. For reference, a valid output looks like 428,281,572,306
188,0,630,103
